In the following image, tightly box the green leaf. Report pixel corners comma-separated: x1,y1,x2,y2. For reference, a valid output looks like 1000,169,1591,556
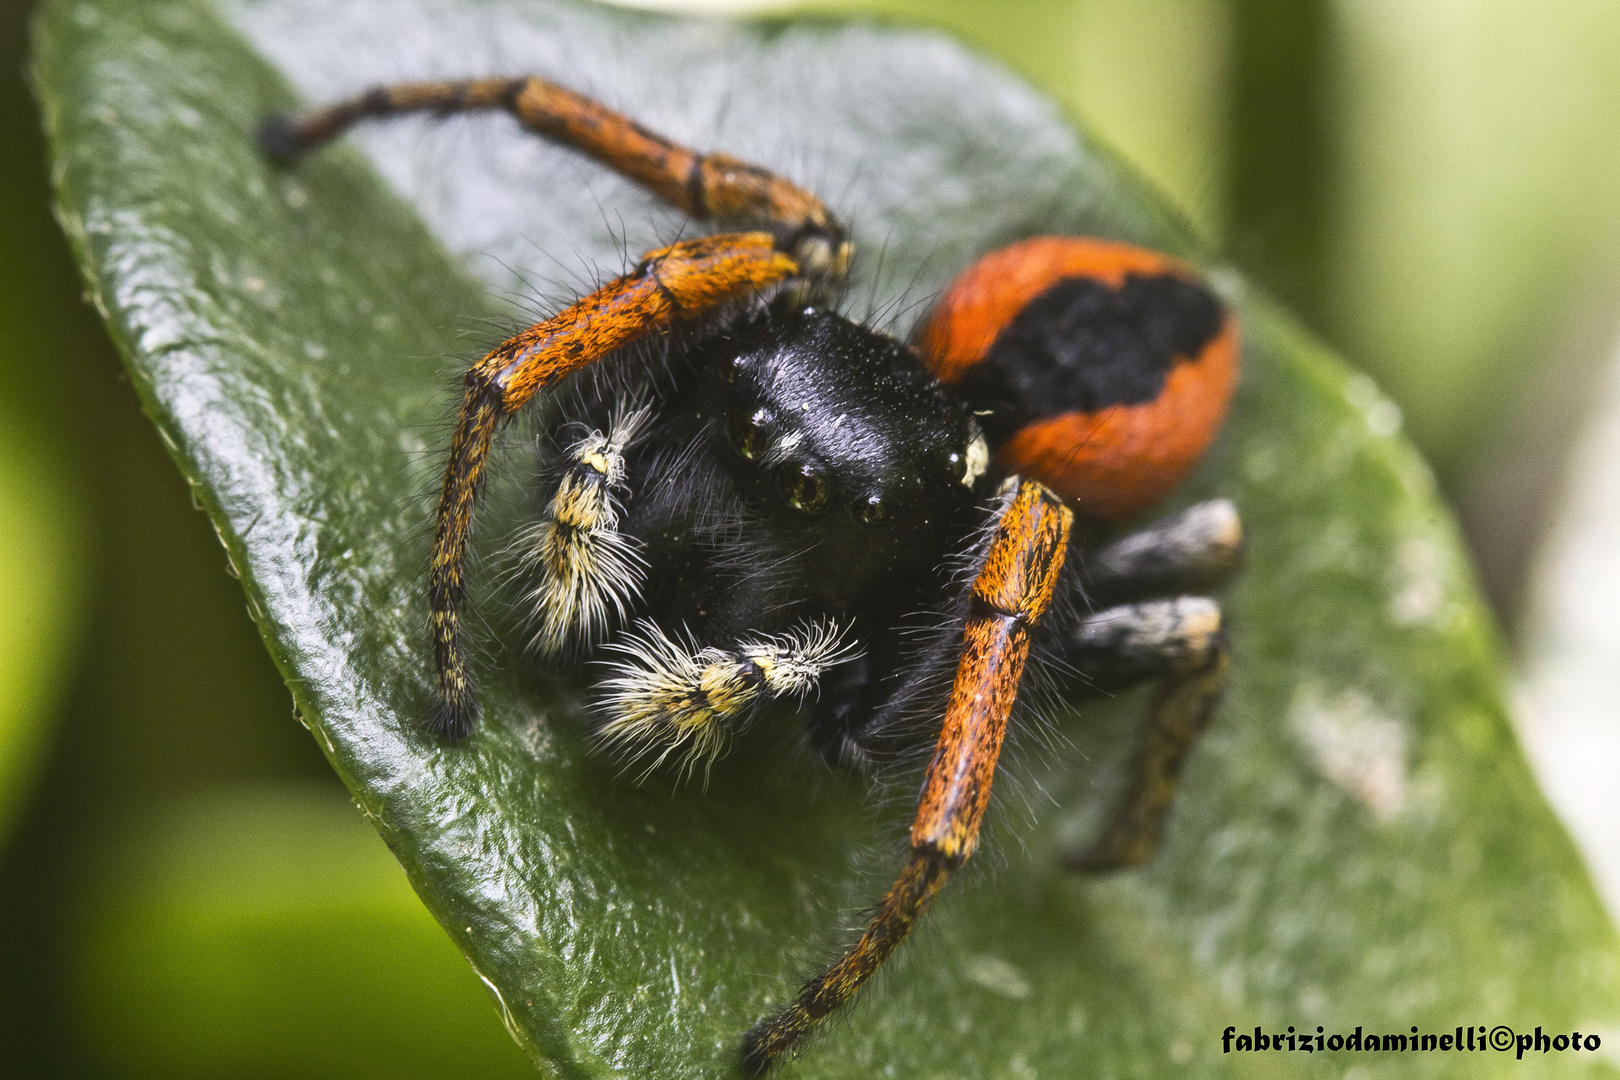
35,1,1620,1076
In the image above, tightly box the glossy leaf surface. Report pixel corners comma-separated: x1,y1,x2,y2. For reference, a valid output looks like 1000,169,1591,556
35,0,1620,1075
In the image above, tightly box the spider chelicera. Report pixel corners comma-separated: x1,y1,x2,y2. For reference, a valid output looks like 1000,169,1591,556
262,72,1242,1075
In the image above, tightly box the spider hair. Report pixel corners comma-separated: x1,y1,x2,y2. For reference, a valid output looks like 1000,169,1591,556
593,618,859,781
515,400,652,657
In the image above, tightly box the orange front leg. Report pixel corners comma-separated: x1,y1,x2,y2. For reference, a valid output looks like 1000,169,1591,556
261,75,849,280
429,233,799,739
741,480,1072,1075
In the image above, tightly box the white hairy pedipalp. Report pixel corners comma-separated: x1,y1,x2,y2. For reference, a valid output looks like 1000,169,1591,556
517,401,652,656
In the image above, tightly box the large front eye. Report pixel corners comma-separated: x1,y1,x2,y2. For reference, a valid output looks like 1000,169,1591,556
776,462,830,516
727,406,769,461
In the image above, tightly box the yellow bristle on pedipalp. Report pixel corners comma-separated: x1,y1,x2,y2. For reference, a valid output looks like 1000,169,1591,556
518,402,651,656
594,618,859,779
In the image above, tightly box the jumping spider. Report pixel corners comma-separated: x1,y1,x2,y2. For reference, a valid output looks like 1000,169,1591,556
262,71,1241,1075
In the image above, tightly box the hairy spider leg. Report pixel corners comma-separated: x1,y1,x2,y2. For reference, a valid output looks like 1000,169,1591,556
741,480,1073,1076
1051,498,1242,871
1080,498,1244,606
1060,599,1229,871
259,75,851,281
429,233,799,738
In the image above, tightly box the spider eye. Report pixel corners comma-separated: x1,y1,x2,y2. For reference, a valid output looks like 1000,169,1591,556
853,493,887,527
727,406,769,460
776,463,830,516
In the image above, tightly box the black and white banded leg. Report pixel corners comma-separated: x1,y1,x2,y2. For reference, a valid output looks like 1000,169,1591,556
1052,498,1244,873
1060,597,1230,871
517,403,651,657
1082,498,1243,607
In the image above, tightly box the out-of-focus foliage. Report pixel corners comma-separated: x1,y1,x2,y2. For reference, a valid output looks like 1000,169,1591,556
1329,4,1620,481
1517,338,1620,926
0,0,520,1070
73,785,538,1080
0,372,86,842
804,0,1235,239
0,1,90,850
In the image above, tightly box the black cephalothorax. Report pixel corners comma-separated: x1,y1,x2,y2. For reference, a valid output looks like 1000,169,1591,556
264,72,1241,1076
540,304,997,773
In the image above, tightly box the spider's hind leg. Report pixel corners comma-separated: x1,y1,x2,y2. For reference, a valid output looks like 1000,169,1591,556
1058,498,1243,872
1059,597,1229,872
518,402,651,657
1082,497,1243,606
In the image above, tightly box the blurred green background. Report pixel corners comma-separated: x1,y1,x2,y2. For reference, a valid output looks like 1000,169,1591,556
3,0,1619,1076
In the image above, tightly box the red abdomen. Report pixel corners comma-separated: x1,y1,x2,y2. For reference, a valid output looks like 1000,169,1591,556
918,237,1238,520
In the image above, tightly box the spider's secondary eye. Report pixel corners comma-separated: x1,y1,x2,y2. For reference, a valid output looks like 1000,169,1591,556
727,406,769,460
776,463,830,516
854,493,887,527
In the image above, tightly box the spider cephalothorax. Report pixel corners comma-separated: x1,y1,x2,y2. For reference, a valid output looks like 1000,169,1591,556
264,72,1241,1075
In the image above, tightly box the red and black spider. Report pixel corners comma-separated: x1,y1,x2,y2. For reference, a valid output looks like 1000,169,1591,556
262,72,1241,1075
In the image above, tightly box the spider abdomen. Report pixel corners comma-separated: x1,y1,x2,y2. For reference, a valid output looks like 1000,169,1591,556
917,237,1239,519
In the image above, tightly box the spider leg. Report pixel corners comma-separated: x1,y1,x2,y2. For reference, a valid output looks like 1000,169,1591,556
593,619,858,778
1081,497,1243,608
260,75,850,283
1044,500,1241,870
518,401,651,657
1059,597,1229,872
741,480,1072,1076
